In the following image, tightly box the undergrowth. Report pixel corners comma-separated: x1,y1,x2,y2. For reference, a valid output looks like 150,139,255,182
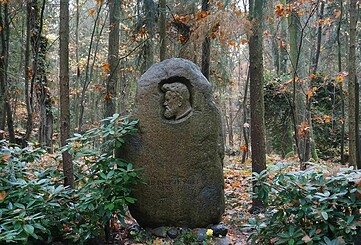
0,114,140,244
246,162,361,245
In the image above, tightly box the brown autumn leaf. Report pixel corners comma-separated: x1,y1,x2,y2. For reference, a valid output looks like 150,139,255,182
324,115,332,123
102,63,111,72
302,235,312,243
216,1,224,8
1,153,11,162
228,40,235,46
324,17,333,26
334,9,341,19
336,75,343,82
298,121,310,137
240,145,247,152
313,117,323,123
0,191,7,201
231,181,241,188
240,39,249,45
275,4,284,18
234,10,241,16
89,9,95,16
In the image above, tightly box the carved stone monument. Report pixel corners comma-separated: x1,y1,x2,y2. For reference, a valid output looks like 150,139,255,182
122,58,225,228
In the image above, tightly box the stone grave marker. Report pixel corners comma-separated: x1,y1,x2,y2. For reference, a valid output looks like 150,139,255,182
121,58,225,228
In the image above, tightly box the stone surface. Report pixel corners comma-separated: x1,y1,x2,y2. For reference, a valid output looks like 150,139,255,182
214,236,232,245
209,223,228,237
149,227,168,238
120,58,225,228
126,224,141,238
195,228,207,242
166,227,179,239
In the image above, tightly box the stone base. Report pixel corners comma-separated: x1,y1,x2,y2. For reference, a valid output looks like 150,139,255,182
126,223,229,244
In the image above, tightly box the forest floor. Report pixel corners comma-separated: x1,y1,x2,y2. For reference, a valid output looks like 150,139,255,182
221,156,254,244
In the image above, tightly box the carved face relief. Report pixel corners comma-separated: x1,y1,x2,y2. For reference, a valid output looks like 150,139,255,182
161,82,192,120
164,91,181,119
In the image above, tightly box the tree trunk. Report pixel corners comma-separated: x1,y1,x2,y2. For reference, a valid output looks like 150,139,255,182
0,3,14,143
249,0,266,209
159,0,166,61
348,0,358,167
311,2,324,74
228,97,234,148
23,1,34,146
0,3,5,135
304,1,324,163
60,0,74,188
105,0,121,118
279,0,288,75
356,82,361,168
141,0,155,72
241,71,250,164
28,0,53,151
268,0,279,74
37,36,53,152
0,4,4,134
337,0,345,164
287,0,306,164
201,0,210,79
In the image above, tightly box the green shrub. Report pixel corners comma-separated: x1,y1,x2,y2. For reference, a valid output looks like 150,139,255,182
62,114,140,242
0,141,72,243
245,162,361,244
0,114,140,244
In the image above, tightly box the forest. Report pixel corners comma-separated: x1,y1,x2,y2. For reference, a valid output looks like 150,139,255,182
0,0,361,244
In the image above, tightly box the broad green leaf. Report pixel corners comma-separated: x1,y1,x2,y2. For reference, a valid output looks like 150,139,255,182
23,224,34,235
321,211,328,220
105,203,114,211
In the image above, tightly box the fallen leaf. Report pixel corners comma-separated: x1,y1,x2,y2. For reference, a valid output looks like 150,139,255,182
0,190,7,201
302,235,312,243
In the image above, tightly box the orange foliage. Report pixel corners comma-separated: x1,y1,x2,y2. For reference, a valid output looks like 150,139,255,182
240,39,249,45
305,89,313,99
279,41,286,48
334,9,341,19
190,10,251,47
240,145,247,152
89,9,95,16
103,93,113,99
313,117,323,123
298,121,310,137
275,4,285,18
102,63,111,72
233,10,241,16
323,115,332,123
324,17,333,25
216,1,224,8
228,40,235,46
336,75,343,82
195,11,209,20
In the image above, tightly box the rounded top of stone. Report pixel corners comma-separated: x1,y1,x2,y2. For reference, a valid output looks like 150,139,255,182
138,58,212,93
